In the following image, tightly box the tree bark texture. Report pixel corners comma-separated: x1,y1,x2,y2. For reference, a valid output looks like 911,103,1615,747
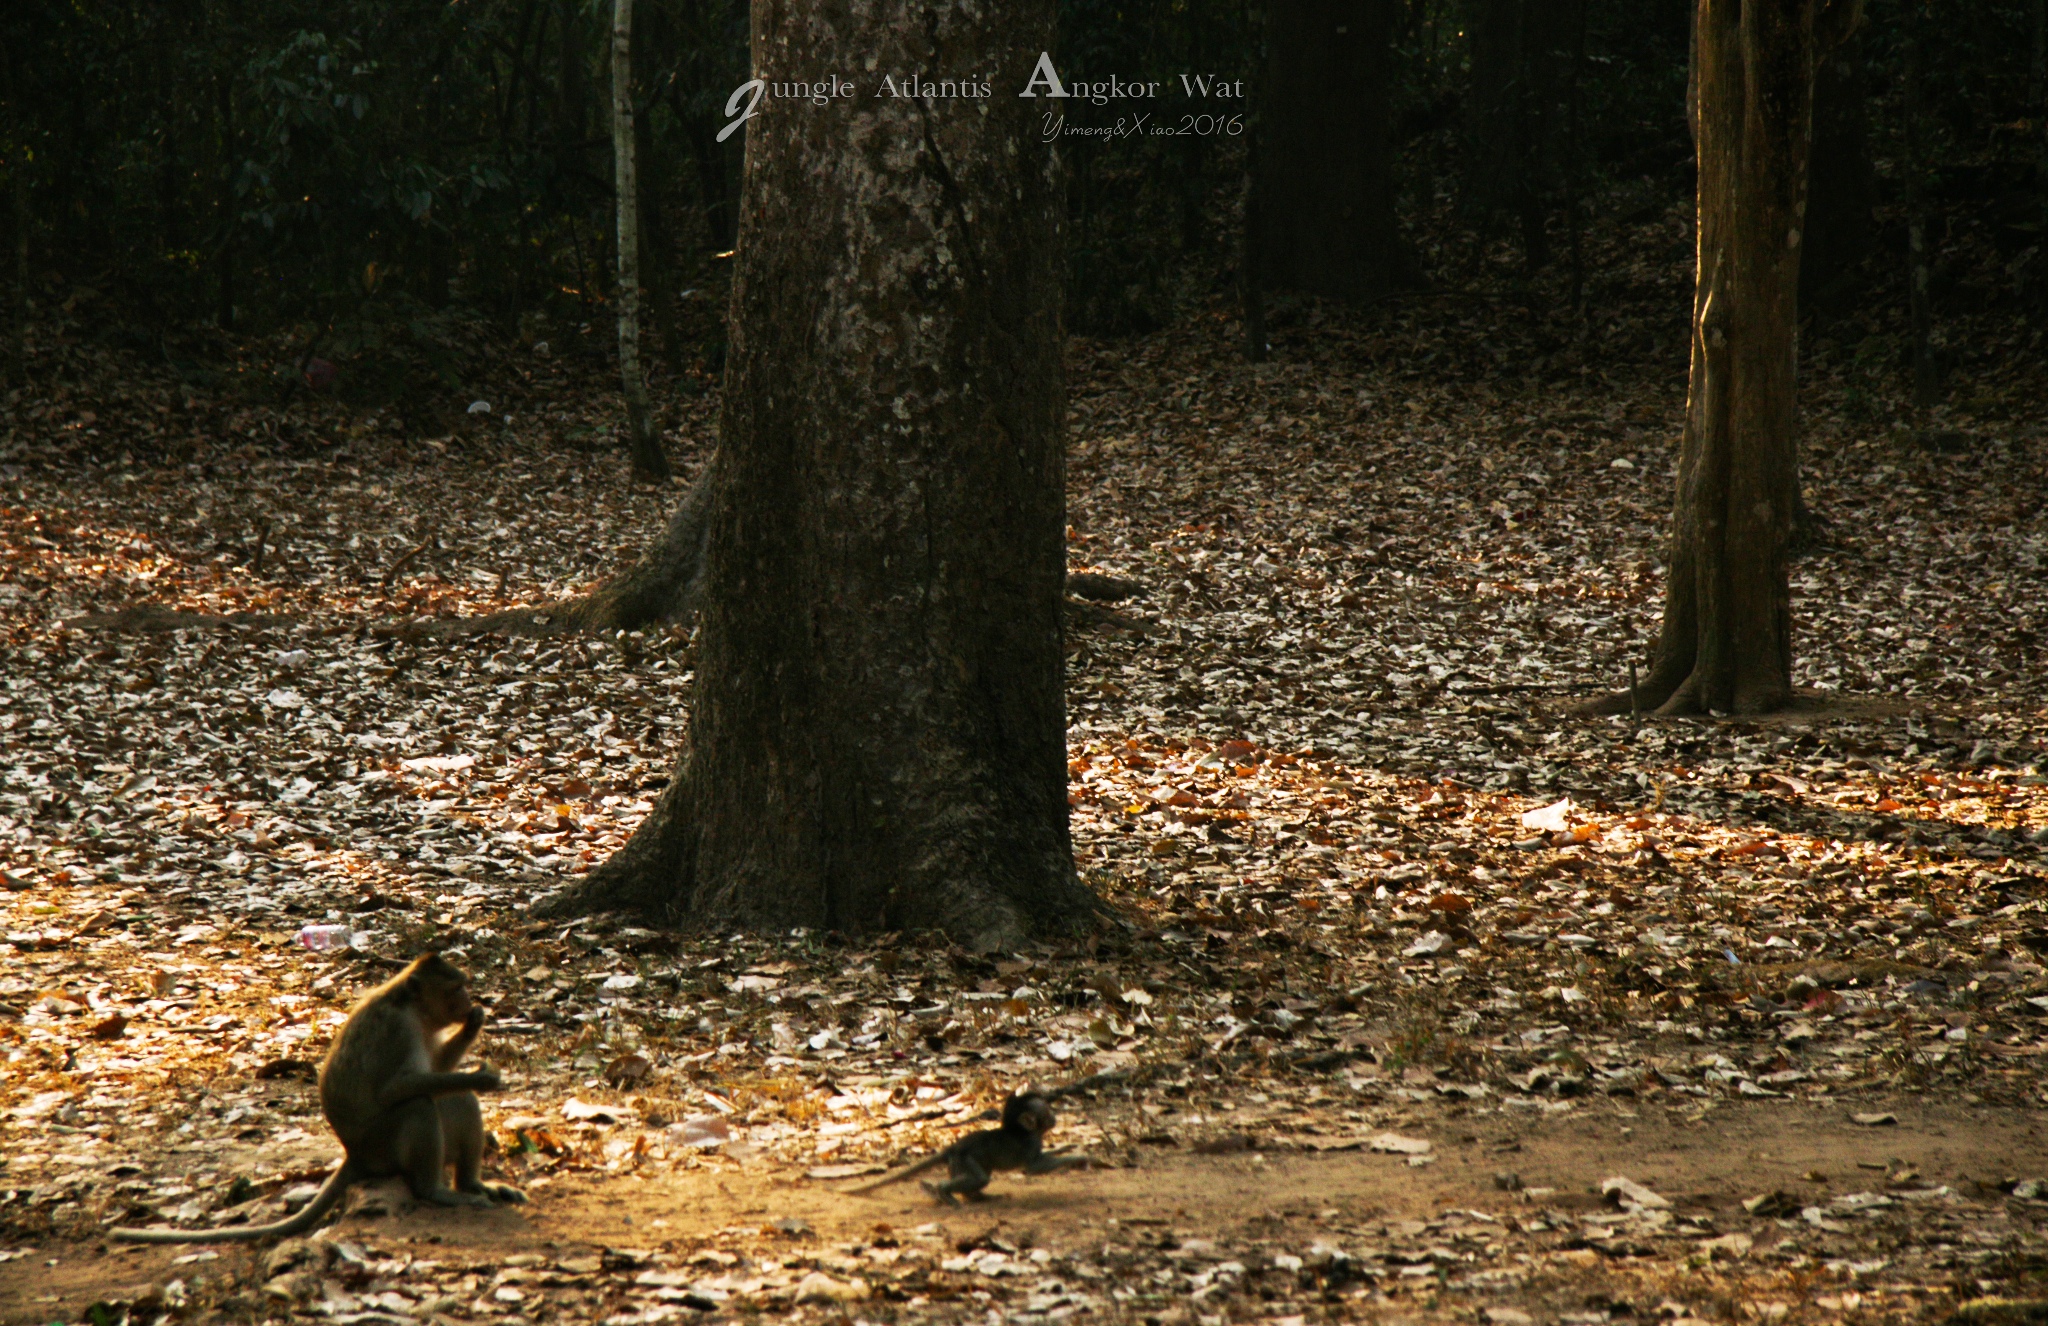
1591,0,1860,718
540,0,1093,948
1252,0,1419,301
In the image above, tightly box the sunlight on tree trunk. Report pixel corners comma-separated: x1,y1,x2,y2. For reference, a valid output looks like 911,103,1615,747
611,0,671,484
1587,0,1863,719
541,0,1094,948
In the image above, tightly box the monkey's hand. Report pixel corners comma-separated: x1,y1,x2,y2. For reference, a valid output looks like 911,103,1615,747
470,1067,505,1093
462,1006,486,1038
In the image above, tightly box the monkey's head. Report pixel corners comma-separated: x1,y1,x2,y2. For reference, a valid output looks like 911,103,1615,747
401,952,477,1030
1003,1092,1056,1137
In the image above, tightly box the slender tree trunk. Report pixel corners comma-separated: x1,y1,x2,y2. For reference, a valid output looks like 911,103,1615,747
611,0,672,482
1240,25,1269,364
1586,0,1861,718
1240,168,1268,362
1464,0,1578,274
539,0,1092,947
9,149,24,388
155,39,184,261
633,20,686,377
632,0,684,369
1253,0,1419,300
557,0,588,187
1798,24,1872,314
1464,0,1531,262
214,71,235,331
2035,0,2047,284
677,69,741,254
1902,0,1936,407
5,54,26,387
1566,0,1588,313
2033,0,2046,122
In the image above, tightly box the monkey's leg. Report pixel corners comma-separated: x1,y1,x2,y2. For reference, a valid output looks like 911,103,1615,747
392,1097,491,1208
925,1157,993,1203
438,1093,525,1204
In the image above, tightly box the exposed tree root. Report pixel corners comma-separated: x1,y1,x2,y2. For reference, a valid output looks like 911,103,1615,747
432,470,714,640
67,470,1147,648
1580,681,1856,721
70,604,297,632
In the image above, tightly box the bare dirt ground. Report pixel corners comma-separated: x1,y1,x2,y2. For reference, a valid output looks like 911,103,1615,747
7,1094,2048,1326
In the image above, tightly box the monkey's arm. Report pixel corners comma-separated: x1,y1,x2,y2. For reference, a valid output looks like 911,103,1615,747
847,1150,954,1194
375,1067,502,1111
434,1006,486,1071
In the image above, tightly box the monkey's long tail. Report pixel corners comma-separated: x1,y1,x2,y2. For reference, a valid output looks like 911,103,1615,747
109,1160,358,1243
847,1154,948,1194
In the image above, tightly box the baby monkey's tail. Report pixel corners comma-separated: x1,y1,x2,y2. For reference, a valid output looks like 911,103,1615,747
847,1153,949,1194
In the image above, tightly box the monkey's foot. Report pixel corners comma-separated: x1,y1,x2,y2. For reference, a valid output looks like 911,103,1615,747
919,1181,959,1205
422,1189,496,1208
483,1183,527,1204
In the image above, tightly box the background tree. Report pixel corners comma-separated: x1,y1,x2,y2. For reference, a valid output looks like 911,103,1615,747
1901,0,1938,406
539,0,1096,947
1251,0,1420,301
1590,0,1863,718
1798,22,1875,314
4,0,2043,471
610,0,672,482
1461,0,1584,273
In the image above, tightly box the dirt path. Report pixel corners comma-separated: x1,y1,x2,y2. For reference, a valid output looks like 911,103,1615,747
11,1096,2045,1325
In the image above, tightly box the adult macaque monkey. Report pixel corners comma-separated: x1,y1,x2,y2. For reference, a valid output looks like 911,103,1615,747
111,953,524,1243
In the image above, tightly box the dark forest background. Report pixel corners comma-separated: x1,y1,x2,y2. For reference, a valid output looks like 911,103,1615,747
0,0,2043,442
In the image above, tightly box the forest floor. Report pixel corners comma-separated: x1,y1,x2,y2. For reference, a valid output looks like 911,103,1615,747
4,220,2048,1323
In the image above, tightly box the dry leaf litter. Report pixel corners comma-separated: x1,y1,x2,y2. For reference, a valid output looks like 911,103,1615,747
1,198,2047,1325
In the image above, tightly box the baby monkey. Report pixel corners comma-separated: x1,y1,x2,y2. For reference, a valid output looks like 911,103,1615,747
112,952,523,1242
849,1091,1085,1203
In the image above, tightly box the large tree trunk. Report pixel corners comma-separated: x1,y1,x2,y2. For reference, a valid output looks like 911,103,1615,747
1587,0,1861,719
611,0,672,482
1252,0,1419,300
538,0,1094,947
